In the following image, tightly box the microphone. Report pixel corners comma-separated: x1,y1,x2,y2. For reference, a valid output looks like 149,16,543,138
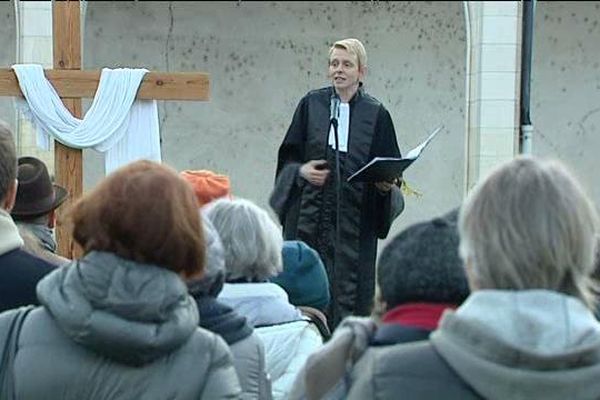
330,92,340,124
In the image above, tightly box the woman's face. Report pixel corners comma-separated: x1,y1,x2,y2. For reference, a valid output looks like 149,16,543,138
328,48,364,94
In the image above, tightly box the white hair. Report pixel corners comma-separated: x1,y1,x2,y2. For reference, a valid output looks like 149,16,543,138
203,198,283,282
458,156,599,308
187,214,226,297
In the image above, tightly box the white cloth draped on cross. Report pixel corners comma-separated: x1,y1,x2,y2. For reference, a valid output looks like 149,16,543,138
11,64,161,174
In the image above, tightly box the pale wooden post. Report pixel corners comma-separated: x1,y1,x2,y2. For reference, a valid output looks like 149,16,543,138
53,0,83,258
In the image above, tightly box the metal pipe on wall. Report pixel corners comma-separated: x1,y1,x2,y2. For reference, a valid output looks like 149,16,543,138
462,1,472,196
520,0,536,154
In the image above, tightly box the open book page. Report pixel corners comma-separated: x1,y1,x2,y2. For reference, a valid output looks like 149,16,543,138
404,125,443,160
347,124,443,183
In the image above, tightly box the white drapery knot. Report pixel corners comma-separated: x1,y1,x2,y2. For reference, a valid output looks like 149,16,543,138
12,64,161,174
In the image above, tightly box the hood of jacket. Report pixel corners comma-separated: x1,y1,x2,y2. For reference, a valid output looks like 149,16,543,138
431,289,600,400
0,208,24,255
193,295,252,345
37,251,199,366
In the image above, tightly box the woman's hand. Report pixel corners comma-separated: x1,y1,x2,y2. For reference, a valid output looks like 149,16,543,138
300,160,330,186
375,177,402,192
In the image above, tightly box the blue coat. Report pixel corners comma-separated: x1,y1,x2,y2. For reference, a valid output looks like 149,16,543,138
0,249,56,312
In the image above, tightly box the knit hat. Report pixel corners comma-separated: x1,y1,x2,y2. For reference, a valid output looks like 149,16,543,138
271,240,330,311
180,170,231,207
377,210,469,309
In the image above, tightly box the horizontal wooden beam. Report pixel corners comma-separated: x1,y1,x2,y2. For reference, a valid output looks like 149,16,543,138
0,68,210,101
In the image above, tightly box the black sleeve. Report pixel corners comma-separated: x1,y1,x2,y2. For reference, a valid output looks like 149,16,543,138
370,106,401,159
370,105,405,238
275,95,309,177
269,162,302,224
375,185,405,238
270,94,309,224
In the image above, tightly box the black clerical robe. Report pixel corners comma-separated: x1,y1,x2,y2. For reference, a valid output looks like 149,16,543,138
270,86,404,327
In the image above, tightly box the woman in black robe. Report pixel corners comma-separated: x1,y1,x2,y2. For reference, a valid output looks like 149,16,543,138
270,38,404,328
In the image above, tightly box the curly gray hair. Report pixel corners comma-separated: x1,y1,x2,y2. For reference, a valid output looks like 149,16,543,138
203,198,283,282
187,213,226,297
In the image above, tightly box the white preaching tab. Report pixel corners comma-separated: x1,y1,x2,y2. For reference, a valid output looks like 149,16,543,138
328,102,349,152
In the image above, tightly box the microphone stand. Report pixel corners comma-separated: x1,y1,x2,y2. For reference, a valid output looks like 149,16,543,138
330,115,342,325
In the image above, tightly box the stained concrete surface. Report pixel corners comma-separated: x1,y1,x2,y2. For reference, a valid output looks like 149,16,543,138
532,1,600,205
83,1,467,245
0,1,16,132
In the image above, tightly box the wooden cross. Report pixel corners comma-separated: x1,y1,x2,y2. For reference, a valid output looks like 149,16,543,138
0,0,209,258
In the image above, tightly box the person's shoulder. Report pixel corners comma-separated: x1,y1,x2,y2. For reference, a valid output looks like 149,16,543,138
184,326,235,363
230,330,265,355
355,90,391,118
353,340,460,390
187,325,226,346
221,281,289,300
17,249,57,272
347,341,481,400
357,89,383,107
365,340,441,370
180,327,242,397
17,226,70,267
304,87,331,100
0,248,57,275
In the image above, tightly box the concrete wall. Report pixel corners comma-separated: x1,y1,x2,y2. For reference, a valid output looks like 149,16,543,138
0,1,16,131
532,2,600,204
83,1,467,243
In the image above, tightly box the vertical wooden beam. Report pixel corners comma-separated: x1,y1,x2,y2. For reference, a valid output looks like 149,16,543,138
53,0,82,258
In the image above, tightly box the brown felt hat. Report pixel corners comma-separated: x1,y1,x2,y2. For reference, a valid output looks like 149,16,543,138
11,157,68,219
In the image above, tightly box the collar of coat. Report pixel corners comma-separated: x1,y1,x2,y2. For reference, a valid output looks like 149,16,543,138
0,208,24,255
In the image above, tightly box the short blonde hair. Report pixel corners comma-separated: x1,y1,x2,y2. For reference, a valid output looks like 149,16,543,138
459,156,599,308
329,38,367,70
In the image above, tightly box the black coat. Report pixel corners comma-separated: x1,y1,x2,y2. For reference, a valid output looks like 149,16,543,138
0,248,56,312
270,86,404,326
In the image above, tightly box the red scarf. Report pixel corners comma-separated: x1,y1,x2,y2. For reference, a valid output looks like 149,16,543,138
382,302,457,331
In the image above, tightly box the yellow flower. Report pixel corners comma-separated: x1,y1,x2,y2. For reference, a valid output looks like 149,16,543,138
400,179,423,198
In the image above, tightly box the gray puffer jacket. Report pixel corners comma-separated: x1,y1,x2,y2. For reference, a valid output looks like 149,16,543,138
3,251,241,399
348,290,600,400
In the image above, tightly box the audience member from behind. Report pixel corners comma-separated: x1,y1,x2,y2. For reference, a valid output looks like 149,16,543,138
11,156,70,266
272,240,332,339
347,156,600,400
289,210,469,399
272,241,330,312
372,209,469,345
0,122,56,312
188,214,272,399
207,198,303,327
0,160,241,399
181,169,232,207
205,198,323,400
